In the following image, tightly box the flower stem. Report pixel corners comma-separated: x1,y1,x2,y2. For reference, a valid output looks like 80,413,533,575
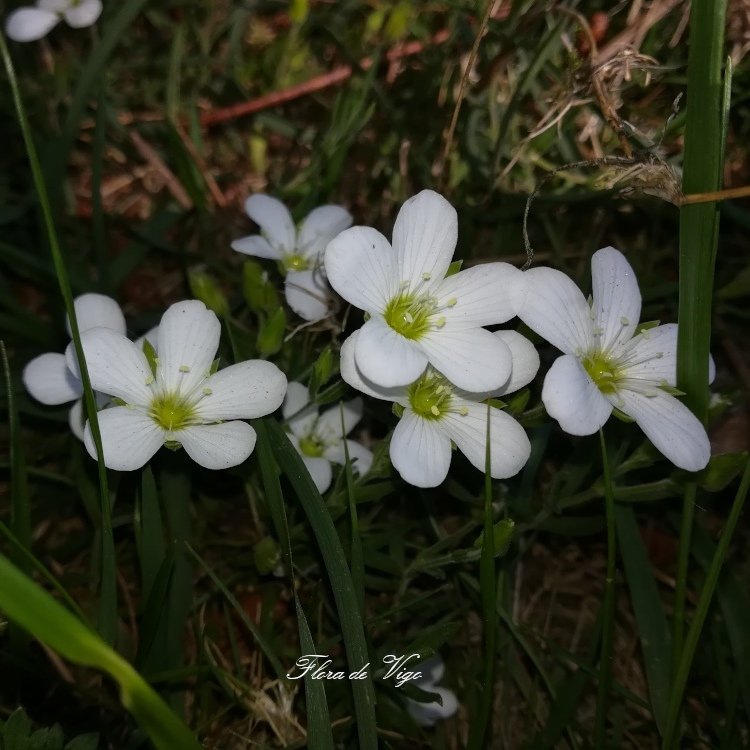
662,460,750,750
594,429,616,747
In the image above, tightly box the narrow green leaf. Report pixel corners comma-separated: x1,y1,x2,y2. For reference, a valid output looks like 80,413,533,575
0,553,200,750
260,418,378,750
615,504,671,735
136,466,165,604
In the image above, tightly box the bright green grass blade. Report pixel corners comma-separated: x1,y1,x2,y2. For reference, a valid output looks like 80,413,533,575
1,341,31,566
254,420,334,750
186,544,286,681
260,418,378,750
0,31,117,644
615,504,671,735
0,553,200,750
340,405,364,615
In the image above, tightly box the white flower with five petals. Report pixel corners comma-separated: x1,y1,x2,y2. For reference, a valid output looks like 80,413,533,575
66,300,287,471
282,382,373,493
340,328,537,488
23,293,127,440
404,656,459,727
231,194,352,322
515,246,712,471
6,0,102,42
324,190,522,392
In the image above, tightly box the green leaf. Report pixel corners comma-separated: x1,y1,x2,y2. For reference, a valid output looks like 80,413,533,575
473,518,515,557
257,308,286,357
242,260,279,313
4,708,32,750
259,418,378,750
0,554,200,750
188,271,228,318
615,505,671,735
697,451,749,492
65,734,100,750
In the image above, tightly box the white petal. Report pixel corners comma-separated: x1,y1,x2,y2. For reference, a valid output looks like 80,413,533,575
285,269,330,322
339,331,408,403
324,226,398,314
618,324,677,385
244,194,295,253
436,262,522,329
614,389,710,471
67,293,126,337
63,0,102,28
66,329,153,405
282,381,311,418
23,352,82,405
297,205,352,259
516,267,593,355
541,354,612,435
68,399,85,441
324,439,373,475
390,410,452,488
195,360,287,421
407,687,459,727
492,330,540,396
230,234,282,260
393,190,457,286
156,300,221,394
355,317,428,387
83,406,164,471
417,327,512,393
300,455,333,493
591,247,641,353
5,8,59,42
316,398,363,441
177,421,257,470
442,401,531,479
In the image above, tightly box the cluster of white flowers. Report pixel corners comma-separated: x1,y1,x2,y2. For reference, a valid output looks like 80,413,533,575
24,190,712,482
5,0,102,42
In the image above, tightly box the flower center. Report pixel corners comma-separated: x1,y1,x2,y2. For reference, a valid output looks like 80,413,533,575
582,353,619,394
383,290,435,339
149,392,197,431
299,434,326,457
408,372,454,420
283,253,310,272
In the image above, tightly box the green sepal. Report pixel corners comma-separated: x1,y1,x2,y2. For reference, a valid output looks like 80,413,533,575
637,319,661,333
659,384,687,397
163,441,183,452
142,339,158,378
392,403,404,418
445,259,463,277
612,407,636,424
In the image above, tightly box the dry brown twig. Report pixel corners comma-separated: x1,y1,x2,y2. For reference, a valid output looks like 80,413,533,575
129,130,193,209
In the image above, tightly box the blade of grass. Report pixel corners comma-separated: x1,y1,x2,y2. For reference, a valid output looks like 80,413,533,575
615,504,671,735
340,404,364,614
186,544,286,681
673,0,729,722
0,552,201,750
662,459,750,749
135,466,166,604
467,402,496,750
594,429,617,746
254,420,334,750
260,418,378,750
1,341,31,568
1,31,117,644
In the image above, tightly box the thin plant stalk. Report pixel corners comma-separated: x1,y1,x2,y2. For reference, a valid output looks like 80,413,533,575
662,460,750,750
594,429,617,747
467,402,497,750
0,32,117,643
672,0,728,685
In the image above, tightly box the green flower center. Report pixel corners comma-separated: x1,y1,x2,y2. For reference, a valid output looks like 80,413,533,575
582,353,619,394
149,392,197,431
408,373,454,420
299,434,326,457
282,253,310,272
383,291,436,340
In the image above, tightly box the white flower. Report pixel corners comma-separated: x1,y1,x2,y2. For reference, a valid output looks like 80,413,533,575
65,300,287,471
231,194,352,322
515,246,712,471
404,656,458,727
340,328,537,488
324,189,523,392
23,293,126,440
281,382,373,493
6,0,102,42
